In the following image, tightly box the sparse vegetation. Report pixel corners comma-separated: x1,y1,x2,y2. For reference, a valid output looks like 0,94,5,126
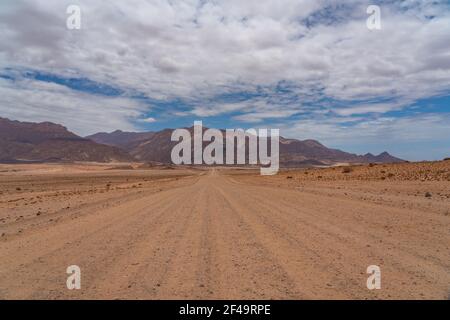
0,162,448,299
342,167,353,173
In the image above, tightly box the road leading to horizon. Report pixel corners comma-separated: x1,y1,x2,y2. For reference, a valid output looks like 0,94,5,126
0,168,448,299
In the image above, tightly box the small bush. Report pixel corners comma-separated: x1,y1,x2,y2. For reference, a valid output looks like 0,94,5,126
342,167,353,173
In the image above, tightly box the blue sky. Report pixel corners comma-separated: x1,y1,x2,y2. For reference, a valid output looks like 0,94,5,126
0,0,449,161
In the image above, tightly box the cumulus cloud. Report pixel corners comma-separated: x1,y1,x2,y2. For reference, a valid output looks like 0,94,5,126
139,117,156,123
278,113,450,160
0,77,147,135
1,1,449,101
0,0,449,158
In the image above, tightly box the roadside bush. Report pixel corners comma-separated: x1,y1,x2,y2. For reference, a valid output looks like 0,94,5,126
342,167,353,173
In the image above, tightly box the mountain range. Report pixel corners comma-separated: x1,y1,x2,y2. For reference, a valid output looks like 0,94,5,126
0,117,132,163
86,125,404,166
0,117,404,165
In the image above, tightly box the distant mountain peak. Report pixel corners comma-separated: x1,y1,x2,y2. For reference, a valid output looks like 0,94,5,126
0,118,133,163
1,117,405,166
86,129,155,151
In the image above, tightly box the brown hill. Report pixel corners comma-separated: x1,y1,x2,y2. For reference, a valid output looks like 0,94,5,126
279,137,403,166
86,130,155,151
88,126,403,166
361,152,404,163
0,118,133,163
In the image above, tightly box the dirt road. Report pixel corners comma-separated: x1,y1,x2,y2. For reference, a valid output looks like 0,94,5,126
0,167,449,299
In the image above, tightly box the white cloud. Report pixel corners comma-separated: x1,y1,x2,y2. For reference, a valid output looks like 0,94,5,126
139,117,156,123
278,113,450,160
0,0,449,153
0,78,147,135
333,102,404,116
1,1,449,101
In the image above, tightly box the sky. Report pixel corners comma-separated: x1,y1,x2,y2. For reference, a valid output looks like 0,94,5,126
0,0,449,161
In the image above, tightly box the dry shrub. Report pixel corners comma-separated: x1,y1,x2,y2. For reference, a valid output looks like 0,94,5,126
342,167,353,173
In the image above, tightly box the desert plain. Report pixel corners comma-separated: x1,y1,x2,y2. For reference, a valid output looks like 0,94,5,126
0,160,449,299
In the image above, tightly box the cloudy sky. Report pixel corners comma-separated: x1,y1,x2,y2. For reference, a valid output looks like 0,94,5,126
0,0,449,160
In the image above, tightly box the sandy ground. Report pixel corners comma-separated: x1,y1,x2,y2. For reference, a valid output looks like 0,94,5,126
0,162,449,299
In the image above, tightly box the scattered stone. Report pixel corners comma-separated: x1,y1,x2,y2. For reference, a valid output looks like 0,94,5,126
425,192,432,198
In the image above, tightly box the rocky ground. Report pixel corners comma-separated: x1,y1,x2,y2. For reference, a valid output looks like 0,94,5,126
0,161,448,299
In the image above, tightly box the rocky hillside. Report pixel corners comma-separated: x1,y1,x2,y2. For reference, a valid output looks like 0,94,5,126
87,126,404,166
0,118,133,163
